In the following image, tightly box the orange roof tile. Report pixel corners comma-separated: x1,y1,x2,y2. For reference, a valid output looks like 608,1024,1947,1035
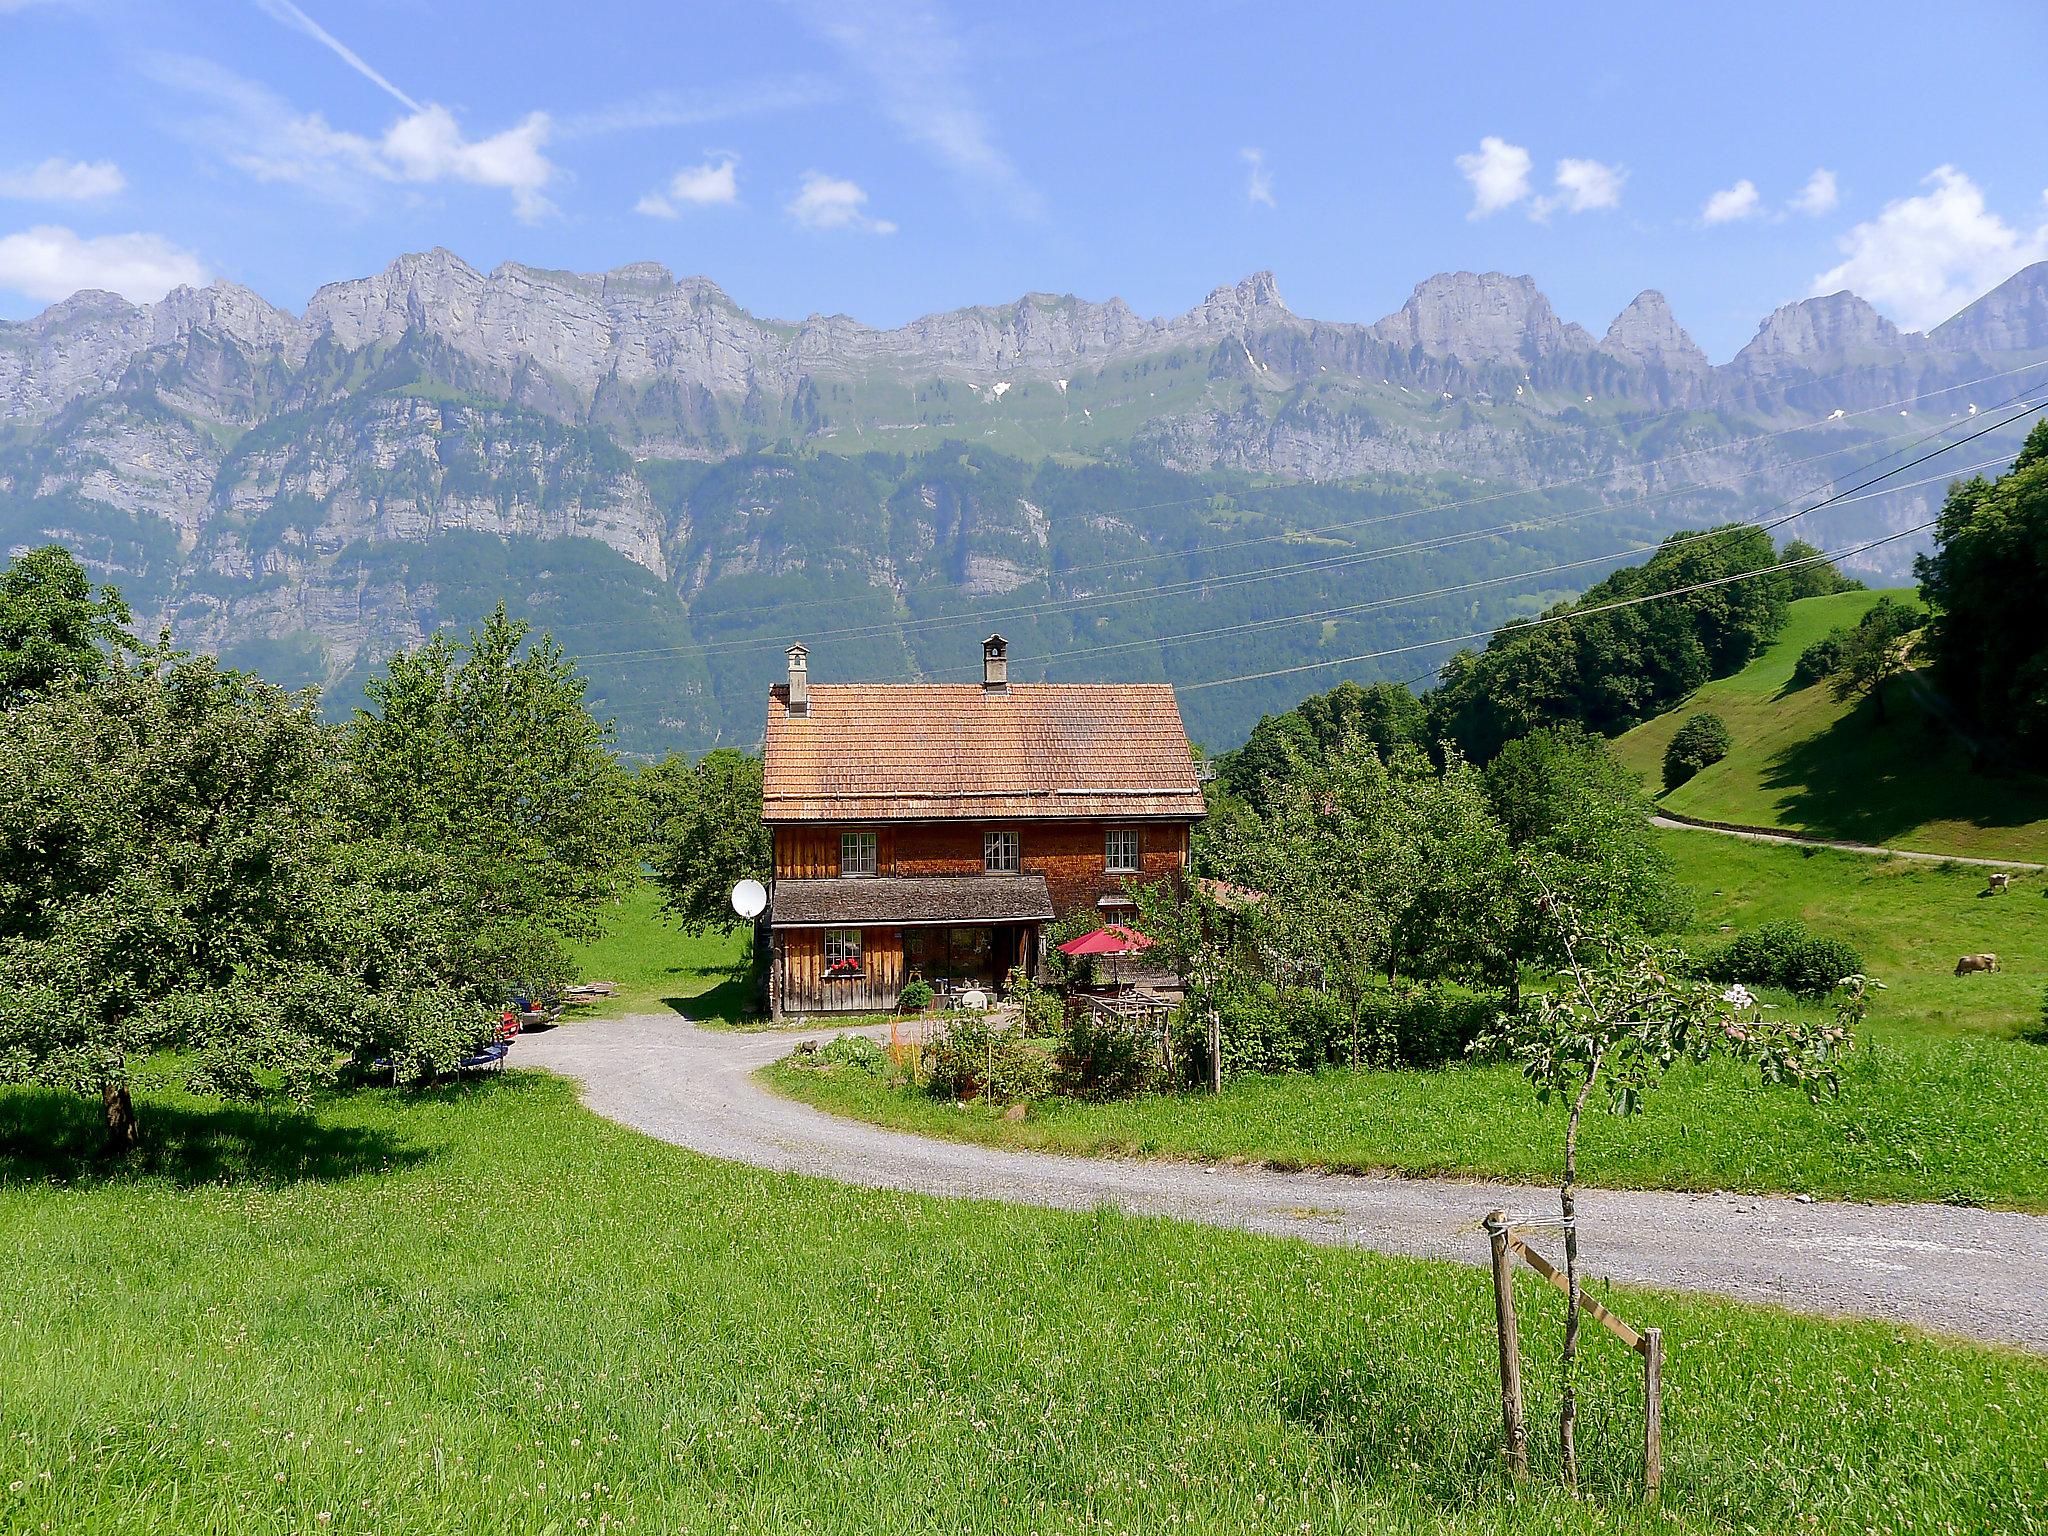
763,683,1206,823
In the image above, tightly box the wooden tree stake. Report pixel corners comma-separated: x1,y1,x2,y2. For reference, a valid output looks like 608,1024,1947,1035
1642,1325,1663,1503
1484,1212,1529,1478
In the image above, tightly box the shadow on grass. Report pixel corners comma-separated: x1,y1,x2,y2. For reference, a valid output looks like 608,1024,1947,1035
662,972,760,1026
1763,690,2048,846
0,1086,436,1188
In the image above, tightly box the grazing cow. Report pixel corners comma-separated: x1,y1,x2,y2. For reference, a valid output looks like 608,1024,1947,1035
1955,953,2000,975
1987,872,2012,895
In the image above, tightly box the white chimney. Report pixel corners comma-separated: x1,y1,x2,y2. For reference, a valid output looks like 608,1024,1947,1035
982,633,1008,693
786,643,809,714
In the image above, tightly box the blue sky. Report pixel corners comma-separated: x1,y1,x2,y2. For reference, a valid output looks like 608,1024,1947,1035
3,0,2046,358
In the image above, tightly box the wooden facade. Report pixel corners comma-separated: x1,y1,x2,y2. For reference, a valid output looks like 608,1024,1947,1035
760,641,1207,1019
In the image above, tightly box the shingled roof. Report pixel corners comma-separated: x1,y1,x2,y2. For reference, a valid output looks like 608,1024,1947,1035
763,682,1206,823
769,875,1055,928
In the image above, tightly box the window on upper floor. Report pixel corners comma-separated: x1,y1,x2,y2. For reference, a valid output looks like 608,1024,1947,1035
983,829,1020,873
840,830,877,877
1105,826,1141,873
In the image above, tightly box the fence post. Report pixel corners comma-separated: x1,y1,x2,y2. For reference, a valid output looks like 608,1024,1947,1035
1207,1007,1222,1094
1642,1325,1663,1503
1483,1211,1528,1479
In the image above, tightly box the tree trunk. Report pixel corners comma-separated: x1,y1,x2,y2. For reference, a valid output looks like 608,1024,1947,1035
1871,678,1888,724
1559,1066,1597,1494
102,1079,139,1156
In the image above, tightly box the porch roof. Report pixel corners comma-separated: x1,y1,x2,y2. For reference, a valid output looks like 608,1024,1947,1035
769,874,1055,929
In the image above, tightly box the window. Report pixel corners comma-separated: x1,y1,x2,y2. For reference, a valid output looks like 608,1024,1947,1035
1105,827,1141,873
983,829,1020,873
839,830,877,877
824,929,863,978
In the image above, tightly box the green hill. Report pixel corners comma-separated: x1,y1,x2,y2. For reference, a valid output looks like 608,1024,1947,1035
1612,589,2048,861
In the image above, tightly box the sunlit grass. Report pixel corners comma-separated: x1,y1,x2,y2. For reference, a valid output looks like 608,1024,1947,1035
768,831,2048,1207
566,881,751,1021
2,1073,2042,1534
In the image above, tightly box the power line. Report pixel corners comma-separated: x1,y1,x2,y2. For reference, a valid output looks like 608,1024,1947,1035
567,387,2048,671
1173,517,1945,693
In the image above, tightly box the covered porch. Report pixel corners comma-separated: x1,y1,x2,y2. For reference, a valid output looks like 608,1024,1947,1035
767,874,1056,1018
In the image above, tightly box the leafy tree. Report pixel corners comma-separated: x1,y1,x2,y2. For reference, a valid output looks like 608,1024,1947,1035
1775,538,1862,600
1221,680,1426,810
347,605,639,992
1791,631,1849,688
1479,901,1869,1490
1826,596,1922,724
0,545,133,707
1915,422,2048,759
0,649,492,1150
1662,712,1731,790
1431,525,1788,761
1482,727,1685,1008
642,748,771,932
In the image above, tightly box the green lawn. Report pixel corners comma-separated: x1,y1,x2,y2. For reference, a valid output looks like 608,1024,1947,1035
2,1074,2043,1534
767,830,2048,1207
565,881,752,1021
1610,588,2048,862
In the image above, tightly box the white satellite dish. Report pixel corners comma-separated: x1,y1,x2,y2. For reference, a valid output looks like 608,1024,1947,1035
730,878,767,920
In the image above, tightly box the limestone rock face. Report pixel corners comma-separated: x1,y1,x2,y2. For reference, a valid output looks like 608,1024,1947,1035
1369,272,1596,365
1732,290,1915,370
1931,262,2048,352
1599,290,1710,375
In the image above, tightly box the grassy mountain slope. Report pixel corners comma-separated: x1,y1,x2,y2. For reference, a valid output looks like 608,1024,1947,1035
1612,589,2048,860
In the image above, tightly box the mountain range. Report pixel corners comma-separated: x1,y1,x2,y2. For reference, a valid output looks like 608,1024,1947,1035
3,252,2045,755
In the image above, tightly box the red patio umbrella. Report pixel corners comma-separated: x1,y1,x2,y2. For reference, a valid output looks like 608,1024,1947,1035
1058,924,1154,988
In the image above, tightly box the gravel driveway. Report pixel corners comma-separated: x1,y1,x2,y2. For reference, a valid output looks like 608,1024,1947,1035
517,1014,2048,1353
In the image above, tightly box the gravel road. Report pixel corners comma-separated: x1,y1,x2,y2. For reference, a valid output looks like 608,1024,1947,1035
516,1014,2048,1353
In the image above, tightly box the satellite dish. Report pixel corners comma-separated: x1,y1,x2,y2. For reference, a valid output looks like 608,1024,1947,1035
731,878,767,920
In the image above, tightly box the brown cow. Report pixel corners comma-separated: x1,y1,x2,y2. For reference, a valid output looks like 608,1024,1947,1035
1955,953,2000,975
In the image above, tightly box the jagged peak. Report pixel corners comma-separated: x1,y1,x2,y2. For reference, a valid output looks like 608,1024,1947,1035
1370,270,1589,362
1930,261,2048,351
1599,289,1709,371
1734,289,1913,369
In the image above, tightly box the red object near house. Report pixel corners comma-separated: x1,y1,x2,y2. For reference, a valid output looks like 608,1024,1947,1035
1057,925,1155,957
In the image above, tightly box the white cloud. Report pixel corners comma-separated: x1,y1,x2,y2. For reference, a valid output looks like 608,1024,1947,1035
0,158,126,201
636,156,739,218
1701,179,1761,225
1537,157,1626,218
789,1,1040,218
1454,135,1531,218
785,171,895,234
0,225,208,303
252,0,420,111
1814,165,2048,330
1240,147,1274,209
149,57,557,222
1791,168,1839,216
379,105,555,222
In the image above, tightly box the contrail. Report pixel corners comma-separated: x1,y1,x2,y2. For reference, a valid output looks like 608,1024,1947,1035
252,0,421,113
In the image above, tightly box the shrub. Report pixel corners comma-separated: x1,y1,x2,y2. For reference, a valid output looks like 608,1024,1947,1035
897,979,934,1013
1663,712,1733,790
1705,920,1865,1000
1364,987,1498,1067
1792,631,1849,688
1056,1003,1163,1100
1007,969,1063,1038
792,1033,891,1076
926,1013,1053,1103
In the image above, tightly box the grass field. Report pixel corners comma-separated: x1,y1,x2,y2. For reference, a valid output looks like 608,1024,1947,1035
3,1073,2043,1535
566,881,751,1021
767,829,2048,1207
1610,589,2048,861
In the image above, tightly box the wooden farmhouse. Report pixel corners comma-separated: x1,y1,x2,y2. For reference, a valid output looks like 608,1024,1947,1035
761,635,1206,1017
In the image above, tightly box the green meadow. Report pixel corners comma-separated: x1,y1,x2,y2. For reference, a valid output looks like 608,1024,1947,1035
2,1072,2043,1535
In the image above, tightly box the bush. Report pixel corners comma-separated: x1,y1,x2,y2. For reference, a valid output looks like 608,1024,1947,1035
1362,987,1498,1067
1007,969,1063,1038
1705,920,1865,999
1057,1003,1163,1100
1663,712,1733,790
897,979,934,1013
926,1013,1054,1103
1792,631,1849,688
